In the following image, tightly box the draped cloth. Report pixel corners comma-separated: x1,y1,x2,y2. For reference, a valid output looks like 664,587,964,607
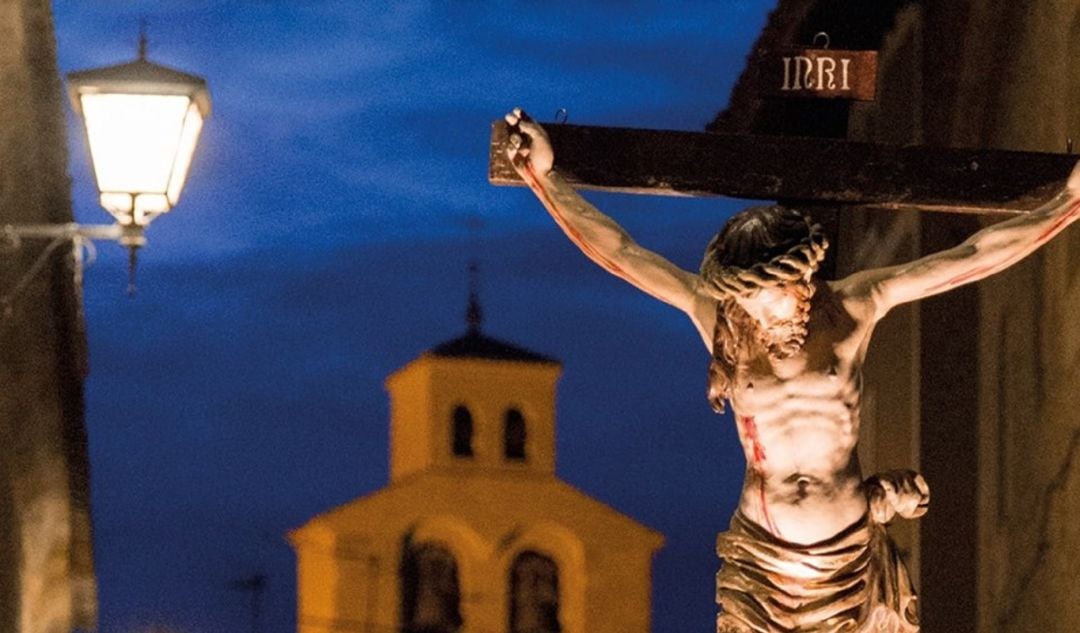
716,511,919,632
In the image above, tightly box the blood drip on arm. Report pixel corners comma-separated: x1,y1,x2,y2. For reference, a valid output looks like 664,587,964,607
929,199,1080,292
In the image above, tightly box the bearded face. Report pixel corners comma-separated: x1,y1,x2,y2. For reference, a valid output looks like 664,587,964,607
736,281,815,359
700,206,829,410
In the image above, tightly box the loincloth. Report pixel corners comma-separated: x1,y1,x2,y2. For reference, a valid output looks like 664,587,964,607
716,510,919,633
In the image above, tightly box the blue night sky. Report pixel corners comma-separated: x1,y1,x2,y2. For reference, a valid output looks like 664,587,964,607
52,2,777,632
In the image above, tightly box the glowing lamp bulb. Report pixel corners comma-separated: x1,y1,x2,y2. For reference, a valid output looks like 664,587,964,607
68,56,211,227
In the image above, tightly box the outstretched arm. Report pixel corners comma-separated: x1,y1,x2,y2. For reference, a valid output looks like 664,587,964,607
504,108,716,345
843,160,1080,320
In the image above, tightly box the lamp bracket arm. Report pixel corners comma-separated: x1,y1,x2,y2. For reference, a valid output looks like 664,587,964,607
0,222,141,319
2,222,123,243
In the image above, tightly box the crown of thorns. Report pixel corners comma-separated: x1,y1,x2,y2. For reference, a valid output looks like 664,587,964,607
700,222,829,296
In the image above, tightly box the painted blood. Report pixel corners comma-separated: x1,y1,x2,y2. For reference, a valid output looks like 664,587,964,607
740,416,780,536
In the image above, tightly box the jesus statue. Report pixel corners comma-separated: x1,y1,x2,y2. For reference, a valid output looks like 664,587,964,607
501,108,1080,633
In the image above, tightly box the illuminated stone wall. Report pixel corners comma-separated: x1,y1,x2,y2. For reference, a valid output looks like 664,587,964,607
958,4,1080,632
291,336,663,633
0,1,97,631
844,3,1080,632
718,1,1080,631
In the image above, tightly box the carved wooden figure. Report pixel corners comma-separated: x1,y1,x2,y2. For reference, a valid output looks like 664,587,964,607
499,107,1080,633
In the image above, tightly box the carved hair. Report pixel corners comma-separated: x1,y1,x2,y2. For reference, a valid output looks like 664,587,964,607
700,206,828,296
701,205,829,412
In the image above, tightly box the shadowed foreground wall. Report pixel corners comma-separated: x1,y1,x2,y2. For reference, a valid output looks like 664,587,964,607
0,1,97,631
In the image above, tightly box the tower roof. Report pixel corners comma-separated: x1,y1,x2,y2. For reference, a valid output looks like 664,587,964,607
425,258,560,365
428,331,560,365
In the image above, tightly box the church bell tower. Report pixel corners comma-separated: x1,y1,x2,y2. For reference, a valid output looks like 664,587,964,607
290,286,663,633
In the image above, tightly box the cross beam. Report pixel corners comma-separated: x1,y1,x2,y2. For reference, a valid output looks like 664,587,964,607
488,121,1076,215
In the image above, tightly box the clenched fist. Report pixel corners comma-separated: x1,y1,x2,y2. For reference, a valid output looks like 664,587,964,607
504,107,555,177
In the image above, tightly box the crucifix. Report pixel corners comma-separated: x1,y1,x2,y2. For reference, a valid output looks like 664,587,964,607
488,107,1080,633
488,121,1075,214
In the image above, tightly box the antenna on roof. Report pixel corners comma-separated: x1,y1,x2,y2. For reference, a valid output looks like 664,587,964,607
229,573,267,633
138,18,148,60
464,215,485,335
466,260,483,335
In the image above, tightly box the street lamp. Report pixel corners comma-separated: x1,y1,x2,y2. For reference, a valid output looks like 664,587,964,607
68,38,211,236
1,35,210,299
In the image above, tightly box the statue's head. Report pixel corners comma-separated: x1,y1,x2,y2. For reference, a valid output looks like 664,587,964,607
701,204,828,297
702,205,829,411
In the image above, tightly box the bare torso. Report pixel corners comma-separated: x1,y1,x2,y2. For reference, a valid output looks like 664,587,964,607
503,105,1080,545
720,280,875,544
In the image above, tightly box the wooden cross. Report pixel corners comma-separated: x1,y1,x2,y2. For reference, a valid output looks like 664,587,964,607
488,121,1076,216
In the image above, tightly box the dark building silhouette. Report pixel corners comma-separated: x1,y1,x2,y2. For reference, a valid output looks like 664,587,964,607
0,1,97,631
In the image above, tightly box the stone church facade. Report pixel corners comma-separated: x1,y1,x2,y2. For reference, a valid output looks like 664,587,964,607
290,326,663,633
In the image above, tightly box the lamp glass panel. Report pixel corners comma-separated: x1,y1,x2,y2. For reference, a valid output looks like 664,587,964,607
80,93,191,199
166,103,204,206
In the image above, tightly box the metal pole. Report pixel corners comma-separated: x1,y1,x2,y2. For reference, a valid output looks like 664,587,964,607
250,578,260,633
229,573,267,633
